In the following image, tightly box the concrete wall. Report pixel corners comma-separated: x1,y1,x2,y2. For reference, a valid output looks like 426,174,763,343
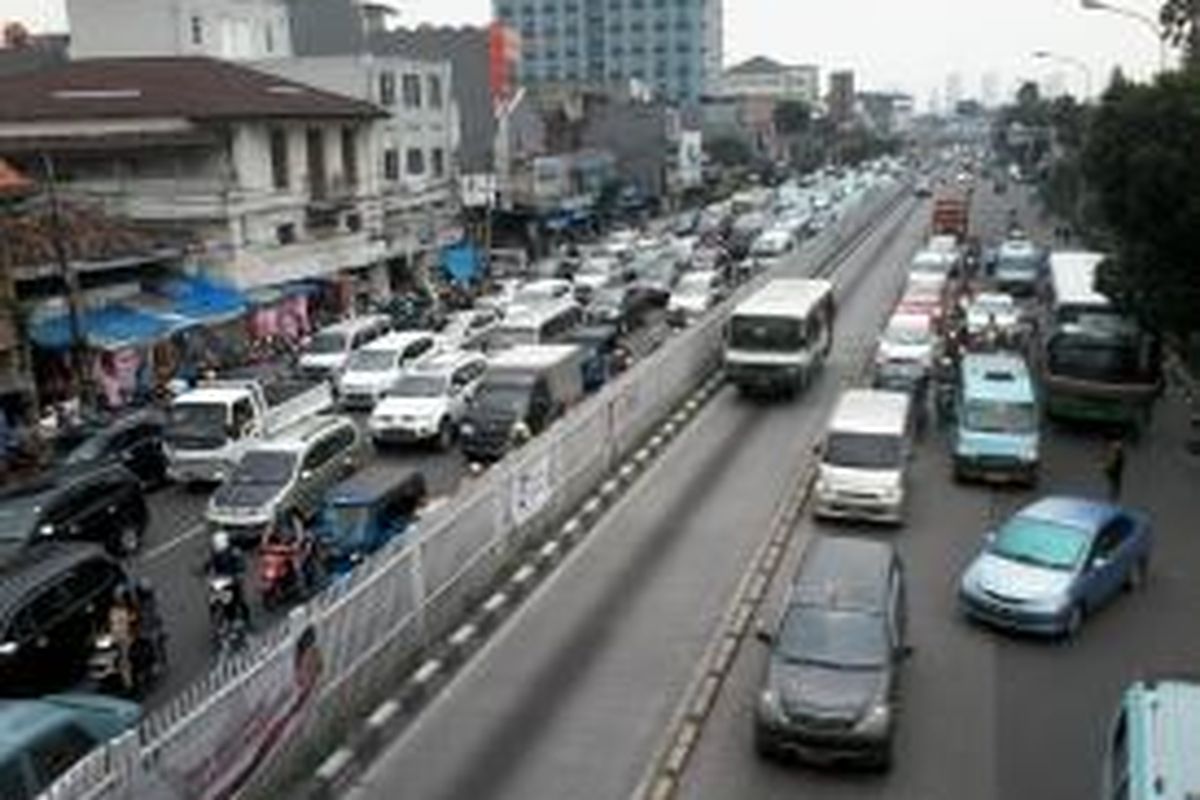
68,0,292,59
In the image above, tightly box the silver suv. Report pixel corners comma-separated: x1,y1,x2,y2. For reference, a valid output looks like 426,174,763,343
206,415,366,546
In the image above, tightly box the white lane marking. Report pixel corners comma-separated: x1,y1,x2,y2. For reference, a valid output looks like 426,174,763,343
142,520,208,564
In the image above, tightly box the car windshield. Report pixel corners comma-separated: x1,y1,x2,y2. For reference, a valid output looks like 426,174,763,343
307,331,347,355
388,375,448,398
776,606,887,669
0,495,42,541
973,295,1014,315
751,236,788,256
675,275,713,297
884,318,931,346
231,451,297,485
328,503,371,544
1048,332,1154,383
963,399,1037,433
578,259,614,276
167,403,227,449
475,383,530,416
729,315,804,352
990,516,1090,571
347,349,397,371
824,431,902,469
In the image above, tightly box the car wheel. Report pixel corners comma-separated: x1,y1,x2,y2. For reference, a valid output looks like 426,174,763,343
1126,557,1148,591
1064,604,1084,639
115,519,142,556
437,418,454,451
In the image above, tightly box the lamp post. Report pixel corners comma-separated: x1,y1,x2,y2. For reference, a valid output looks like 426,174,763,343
1080,0,1168,73
1033,50,1095,99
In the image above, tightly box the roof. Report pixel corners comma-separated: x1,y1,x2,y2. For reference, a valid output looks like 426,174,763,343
325,463,426,506
487,344,581,370
732,278,833,320
1050,251,1110,309
1124,679,1200,797
1018,496,1120,532
829,389,910,434
409,349,486,375
726,56,790,76
792,536,894,612
0,543,115,623
0,57,384,123
960,352,1034,403
259,414,355,449
360,330,436,352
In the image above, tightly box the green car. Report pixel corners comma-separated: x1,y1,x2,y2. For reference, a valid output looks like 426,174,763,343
0,693,140,799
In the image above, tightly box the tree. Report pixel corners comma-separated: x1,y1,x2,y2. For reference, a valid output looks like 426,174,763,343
1083,70,1200,336
772,101,811,136
1161,0,1200,70
706,136,754,168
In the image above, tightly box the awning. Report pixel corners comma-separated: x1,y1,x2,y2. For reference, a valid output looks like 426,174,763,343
30,305,177,351
157,275,247,326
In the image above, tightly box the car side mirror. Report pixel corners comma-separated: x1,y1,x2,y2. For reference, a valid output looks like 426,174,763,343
0,641,18,657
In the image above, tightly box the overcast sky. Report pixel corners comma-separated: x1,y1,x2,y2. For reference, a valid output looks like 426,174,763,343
8,0,1166,105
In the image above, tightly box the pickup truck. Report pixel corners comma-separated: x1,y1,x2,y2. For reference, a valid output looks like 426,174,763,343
165,378,333,484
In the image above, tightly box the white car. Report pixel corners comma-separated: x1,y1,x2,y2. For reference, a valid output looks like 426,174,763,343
668,270,724,326
337,331,439,411
965,292,1022,339
439,307,502,351
875,312,936,388
573,255,624,297
749,228,796,269
369,350,489,449
511,278,574,311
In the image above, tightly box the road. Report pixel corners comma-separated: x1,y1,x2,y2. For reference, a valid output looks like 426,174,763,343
677,181,1200,800
340,191,931,800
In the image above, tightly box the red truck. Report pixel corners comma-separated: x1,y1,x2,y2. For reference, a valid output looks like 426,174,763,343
931,193,970,241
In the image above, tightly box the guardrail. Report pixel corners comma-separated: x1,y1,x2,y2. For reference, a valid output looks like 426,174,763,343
43,179,908,800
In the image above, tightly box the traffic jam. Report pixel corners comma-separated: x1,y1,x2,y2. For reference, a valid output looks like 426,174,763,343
0,160,899,793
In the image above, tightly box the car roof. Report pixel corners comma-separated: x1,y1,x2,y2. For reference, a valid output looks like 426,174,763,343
407,349,485,376
359,331,435,352
791,536,895,612
0,543,117,623
255,414,355,452
324,463,425,506
960,353,1034,404
0,462,132,503
1018,496,1121,532
0,693,138,760
1122,679,1200,796
829,389,910,435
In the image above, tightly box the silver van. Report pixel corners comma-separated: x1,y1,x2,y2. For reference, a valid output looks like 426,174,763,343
206,415,366,546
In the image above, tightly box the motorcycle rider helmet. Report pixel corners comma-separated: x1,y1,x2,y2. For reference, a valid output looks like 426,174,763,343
212,530,231,553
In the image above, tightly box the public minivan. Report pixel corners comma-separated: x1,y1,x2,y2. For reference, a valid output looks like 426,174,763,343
814,389,913,525
489,300,584,350
1103,678,1200,800
953,352,1039,485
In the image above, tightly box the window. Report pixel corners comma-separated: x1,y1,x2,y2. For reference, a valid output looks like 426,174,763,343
64,559,119,602
383,148,400,180
190,15,204,45
402,73,422,108
406,148,425,176
28,724,97,787
269,128,289,190
379,71,396,106
431,147,445,178
341,127,358,187
427,74,444,109
403,338,434,361
276,223,296,245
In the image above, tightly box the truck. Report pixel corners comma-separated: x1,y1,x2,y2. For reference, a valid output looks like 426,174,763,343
165,378,334,484
725,278,835,397
931,191,970,241
459,344,586,463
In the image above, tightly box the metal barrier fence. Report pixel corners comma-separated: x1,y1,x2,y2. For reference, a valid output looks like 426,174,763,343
43,179,905,800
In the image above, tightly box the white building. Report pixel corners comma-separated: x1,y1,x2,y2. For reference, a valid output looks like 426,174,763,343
67,0,292,60
0,58,388,295
719,57,820,106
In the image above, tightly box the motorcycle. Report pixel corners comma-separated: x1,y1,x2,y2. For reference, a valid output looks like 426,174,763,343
257,534,322,610
208,573,249,655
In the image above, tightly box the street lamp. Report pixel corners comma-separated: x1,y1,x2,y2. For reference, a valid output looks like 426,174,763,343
1080,0,1167,73
1033,50,1094,99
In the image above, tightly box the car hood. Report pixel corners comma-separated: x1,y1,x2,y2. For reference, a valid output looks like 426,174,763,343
878,341,932,365
967,551,1074,603
967,310,1019,331
210,481,285,510
771,660,885,721
300,353,344,370
574,274,610,291
339,371,393,391
373,397,448,420
669,295,709,313
819,464,901,494
956,430,1038,460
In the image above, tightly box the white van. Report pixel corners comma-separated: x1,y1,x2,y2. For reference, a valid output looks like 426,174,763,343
814,389,913,525
336,331,438,410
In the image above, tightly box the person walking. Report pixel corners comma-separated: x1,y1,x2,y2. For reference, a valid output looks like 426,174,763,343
1103,437,1126,501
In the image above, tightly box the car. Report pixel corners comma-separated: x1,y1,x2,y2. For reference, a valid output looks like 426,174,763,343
874,312,936,391
437,307,502,351
667,270,724,327
0,692,141,799
571,255,625,301
511,279,575,311
59,410,169,489
336,331,439,411
0,464,147,558
298,314,393,380
959,497,1152,638
964,291,1023,343
755,536,909,769
896,275,947,328
0,544,132,695
368,350,489,449
586,284,665,332
206,415,367,547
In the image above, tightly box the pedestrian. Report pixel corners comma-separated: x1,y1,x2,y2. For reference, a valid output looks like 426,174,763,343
1103,438,1126,501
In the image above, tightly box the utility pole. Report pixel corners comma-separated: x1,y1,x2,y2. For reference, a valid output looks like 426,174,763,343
40,153,92,411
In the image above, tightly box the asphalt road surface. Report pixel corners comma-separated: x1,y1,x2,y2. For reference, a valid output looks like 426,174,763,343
677,181,1200,800
340,191,931,800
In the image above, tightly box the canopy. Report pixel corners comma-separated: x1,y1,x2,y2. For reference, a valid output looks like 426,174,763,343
158,275,247,326
30,305,178,351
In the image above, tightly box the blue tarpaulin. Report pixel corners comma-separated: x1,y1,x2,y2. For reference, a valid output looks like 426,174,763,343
30,305,178,351
441,244,482,286
158,275,247,325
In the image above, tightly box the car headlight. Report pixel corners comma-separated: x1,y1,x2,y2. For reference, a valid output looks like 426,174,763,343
880,486,903,504
856,702,891,735
1025,591,1071,614
511,420,531,442
459,422,476,437
758,688,784,723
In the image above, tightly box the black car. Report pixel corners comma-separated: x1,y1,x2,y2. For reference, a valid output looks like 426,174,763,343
755,536,910,769
0,543,129,695
587,284,666,333
0,464,148,559
60,410,168,489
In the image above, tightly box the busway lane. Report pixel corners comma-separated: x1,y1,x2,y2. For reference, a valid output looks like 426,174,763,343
342,195,929,800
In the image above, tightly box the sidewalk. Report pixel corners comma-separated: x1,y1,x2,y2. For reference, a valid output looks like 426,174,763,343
1125,371,1200,522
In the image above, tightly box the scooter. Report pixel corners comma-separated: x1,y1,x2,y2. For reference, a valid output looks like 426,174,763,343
208,574,249,655
257,535,322,610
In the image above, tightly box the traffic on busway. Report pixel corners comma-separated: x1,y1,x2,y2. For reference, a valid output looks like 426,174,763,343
0,159,904,795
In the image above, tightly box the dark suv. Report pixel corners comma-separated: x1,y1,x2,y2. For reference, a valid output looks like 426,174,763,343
0,465,147,559
0,543,130,695
755,536,910,769
60,411,168,489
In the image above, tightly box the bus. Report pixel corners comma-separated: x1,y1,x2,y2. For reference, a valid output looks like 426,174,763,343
1103,678,1200,800
1042,251,1160,429
725,278,835,397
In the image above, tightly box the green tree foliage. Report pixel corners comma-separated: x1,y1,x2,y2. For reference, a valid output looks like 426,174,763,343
706,136,754,168
1083,70,1200,335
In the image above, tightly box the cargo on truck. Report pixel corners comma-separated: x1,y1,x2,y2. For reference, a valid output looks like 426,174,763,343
931,191,970,241
165,378,334,484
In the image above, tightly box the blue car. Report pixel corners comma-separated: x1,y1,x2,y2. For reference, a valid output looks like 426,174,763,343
959,496,1152,637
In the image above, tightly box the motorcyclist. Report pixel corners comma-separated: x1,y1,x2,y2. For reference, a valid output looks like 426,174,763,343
261,513,321,595
205,530,250,625
107,583,138,692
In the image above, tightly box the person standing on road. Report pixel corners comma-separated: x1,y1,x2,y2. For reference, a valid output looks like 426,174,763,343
1104,438,1127,501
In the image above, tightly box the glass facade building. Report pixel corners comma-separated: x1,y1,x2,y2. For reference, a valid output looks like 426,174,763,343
493,0,722,103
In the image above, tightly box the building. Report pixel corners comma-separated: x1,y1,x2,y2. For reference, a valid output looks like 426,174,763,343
0,30,68,78
0,58,387,299
858,91,914,137
66,0,293,60
719,56,818,105
492,0,722,103
828,69,855,125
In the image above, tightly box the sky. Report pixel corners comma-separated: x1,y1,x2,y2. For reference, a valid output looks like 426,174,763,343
8,0,1167,105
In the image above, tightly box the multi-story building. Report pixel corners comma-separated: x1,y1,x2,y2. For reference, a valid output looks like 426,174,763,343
719,56,819,106
492,0,722,103
828,69,856,125
67,0,293,60
0,58,386,295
